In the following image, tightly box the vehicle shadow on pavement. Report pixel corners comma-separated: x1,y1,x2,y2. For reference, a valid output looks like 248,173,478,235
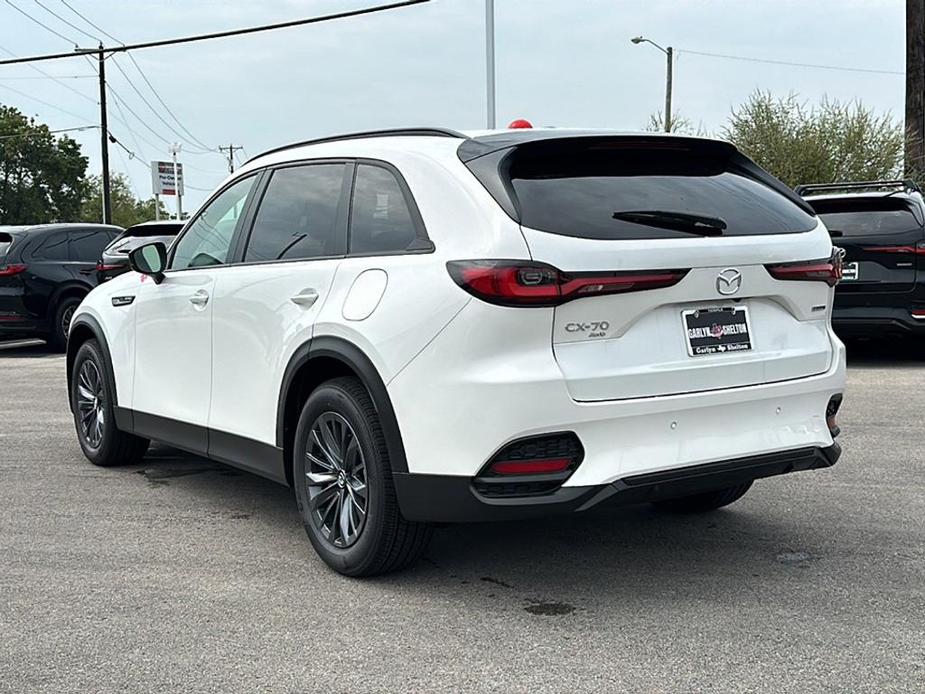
844,336,925,366
0,339,56,358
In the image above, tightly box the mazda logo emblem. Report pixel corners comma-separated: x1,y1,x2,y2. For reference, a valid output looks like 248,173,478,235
716,268,742,295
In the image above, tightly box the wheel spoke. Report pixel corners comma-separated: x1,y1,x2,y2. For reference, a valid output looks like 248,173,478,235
309,484,339,512
311,429,340,470
306,471,337,485
306,449,334,472
338,490,352,542
320,419,342,463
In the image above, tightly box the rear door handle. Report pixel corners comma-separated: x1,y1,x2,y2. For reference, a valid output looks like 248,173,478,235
189,289,210,307
290,289,319,308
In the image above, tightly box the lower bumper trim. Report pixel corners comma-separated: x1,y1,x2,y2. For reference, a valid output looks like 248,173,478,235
394,444,841,523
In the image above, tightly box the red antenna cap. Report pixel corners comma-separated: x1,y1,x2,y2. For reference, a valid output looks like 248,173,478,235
508,119,533,129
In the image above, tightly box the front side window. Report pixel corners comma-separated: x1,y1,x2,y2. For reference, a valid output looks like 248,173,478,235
244,164,346,263
349,165,422,254
69,230,114,261
171,176,257,270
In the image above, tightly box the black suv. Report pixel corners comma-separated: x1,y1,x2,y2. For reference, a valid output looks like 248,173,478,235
0,223,121,349
799,180,925,337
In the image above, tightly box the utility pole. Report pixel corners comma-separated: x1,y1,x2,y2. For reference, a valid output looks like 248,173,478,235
907,0,925,177
485,0,495,128
664,46,673,133
218,143,245,173
97,45,112,224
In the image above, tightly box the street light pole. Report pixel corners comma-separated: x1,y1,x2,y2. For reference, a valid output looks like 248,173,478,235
631,36,674,133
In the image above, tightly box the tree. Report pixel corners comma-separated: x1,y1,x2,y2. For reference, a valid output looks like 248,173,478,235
81,173,168,228
645,110,707,136
723,91,904,188
0,104,88,224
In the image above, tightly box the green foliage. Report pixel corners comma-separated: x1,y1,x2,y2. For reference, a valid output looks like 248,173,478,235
722,91,904,188
80,173,168,228
645,110,707,136
0,104,89,224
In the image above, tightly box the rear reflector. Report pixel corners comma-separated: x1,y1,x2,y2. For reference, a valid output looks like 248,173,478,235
0,263,27,277
490,458,572,475
447,260,688,307
765,249,844,287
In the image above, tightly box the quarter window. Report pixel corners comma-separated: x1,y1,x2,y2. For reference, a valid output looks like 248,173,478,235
244,164,346,263
33,232,69,261
349,165,421,254
69,230,115,261
171,175,257,270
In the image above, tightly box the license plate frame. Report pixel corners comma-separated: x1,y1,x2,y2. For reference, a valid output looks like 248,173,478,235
682,305,753,357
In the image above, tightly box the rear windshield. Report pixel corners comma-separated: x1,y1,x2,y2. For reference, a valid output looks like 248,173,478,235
811,198,921,238
0,232,12,259
499,140,817,240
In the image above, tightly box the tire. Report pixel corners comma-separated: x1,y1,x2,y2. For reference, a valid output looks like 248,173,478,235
50,295,82,352
293,377,432,576
652,481,753,514
71,339,149,467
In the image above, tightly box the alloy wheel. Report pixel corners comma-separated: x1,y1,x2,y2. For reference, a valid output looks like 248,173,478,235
76,359,105,448
61,304,76,339
305,412,368,548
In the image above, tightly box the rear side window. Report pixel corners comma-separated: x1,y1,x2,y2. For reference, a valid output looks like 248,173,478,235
244,164,346,263
69,229,115,261
33,232,69,260
349,164,423,254
494,139,817,240
812,199,922,238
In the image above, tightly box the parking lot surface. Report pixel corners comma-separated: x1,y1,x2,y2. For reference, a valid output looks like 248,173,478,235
1,338,923,693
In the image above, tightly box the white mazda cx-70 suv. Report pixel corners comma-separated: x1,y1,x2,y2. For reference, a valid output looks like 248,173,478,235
67,128,846,576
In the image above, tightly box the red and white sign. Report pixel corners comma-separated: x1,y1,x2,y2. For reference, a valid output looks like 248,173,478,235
151,160,184,196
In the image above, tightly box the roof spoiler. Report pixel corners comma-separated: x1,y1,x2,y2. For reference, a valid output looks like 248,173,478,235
795,179,922,197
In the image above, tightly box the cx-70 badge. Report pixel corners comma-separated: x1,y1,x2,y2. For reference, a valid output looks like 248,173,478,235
716,268,743,295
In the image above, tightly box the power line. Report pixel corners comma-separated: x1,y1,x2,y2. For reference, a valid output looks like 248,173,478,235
2,0,76,44
106,84,172,145
31,0,97,42
57,0,120,44
0,73,93,79
0,0,429,65
680,48,903,76
0,80,90,120
0,42,95,104
0,123,96,140
108,55,211,152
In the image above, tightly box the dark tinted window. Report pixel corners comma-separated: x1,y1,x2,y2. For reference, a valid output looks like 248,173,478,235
245,164,346,263
349,165,420,254
69,229,114,261
813,199,921,238
33,232,69,260
0,232,13,259
504,140,817,240
172,175,256,270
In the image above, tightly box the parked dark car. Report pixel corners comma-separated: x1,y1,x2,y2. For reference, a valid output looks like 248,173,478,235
798,179,925,337
96,220,184,283
0,223,121,349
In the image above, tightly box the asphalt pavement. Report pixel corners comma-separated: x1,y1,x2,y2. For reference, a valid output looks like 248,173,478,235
1,338,923,693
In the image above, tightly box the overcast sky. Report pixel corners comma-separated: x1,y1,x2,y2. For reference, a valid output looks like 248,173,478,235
0,0,906,211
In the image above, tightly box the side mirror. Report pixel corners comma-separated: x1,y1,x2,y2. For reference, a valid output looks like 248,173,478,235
129,241,167,284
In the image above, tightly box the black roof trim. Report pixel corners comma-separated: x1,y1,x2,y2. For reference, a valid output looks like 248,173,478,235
795,179,922,197
245,128,467,164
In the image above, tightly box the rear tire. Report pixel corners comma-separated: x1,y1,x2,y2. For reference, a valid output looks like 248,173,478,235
71,339,149,467
652,481,753,513
293,377,432,576
50,296,82,352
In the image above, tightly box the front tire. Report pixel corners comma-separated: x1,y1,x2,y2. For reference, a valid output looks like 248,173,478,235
71,339,149,466
652,481,753,513
293,377,432,576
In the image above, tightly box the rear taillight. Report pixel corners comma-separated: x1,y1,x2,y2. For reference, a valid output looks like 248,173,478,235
95,262,122,272
826,394,843,438
0,263,27,277
447,260,688,307
766,249,844,287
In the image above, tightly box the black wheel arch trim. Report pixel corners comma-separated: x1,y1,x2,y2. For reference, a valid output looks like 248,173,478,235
66,314,122,418
276,335,409,474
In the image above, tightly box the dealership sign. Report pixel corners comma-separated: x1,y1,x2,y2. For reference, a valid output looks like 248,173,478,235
151,161,184,196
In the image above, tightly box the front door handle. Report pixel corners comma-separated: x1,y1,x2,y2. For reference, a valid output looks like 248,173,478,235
189,289,210,307
290,289,319,308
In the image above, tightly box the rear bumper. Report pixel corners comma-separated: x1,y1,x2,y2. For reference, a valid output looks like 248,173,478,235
833,306,925,335
395,443,841,522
